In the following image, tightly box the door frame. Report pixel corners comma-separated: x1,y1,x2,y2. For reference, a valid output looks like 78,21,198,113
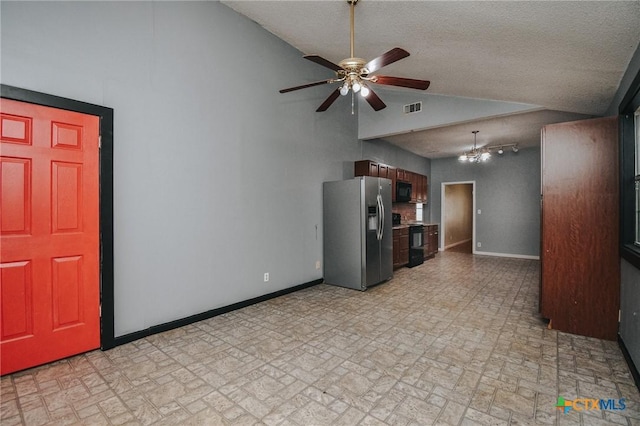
1,84,116,350
441,181,476,254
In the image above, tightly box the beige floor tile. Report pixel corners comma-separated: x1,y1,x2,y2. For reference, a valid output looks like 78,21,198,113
3,252,640,425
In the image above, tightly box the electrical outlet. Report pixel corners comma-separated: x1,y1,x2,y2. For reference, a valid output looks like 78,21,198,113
263,273,269,282
477,242,482,248
315,261,321,270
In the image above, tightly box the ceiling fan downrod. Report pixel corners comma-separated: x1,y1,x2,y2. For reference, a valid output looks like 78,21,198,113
348,0,358,59
339,0,367,88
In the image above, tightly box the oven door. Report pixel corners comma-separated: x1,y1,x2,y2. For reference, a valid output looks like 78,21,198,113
410,227,424,248
408,225,424,267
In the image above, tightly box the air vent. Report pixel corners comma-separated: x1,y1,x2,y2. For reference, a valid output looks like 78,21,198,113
403,102,422,114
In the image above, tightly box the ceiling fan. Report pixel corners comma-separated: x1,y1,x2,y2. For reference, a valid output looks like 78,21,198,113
279,0,431,112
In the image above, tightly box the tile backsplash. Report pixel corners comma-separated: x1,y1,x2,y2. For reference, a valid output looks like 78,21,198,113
393,203,418,224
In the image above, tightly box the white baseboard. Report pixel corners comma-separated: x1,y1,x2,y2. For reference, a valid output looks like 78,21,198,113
473,250,540,260
444,238,472,250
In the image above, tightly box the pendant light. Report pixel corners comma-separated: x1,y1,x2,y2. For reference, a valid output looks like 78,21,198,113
459,131,491,163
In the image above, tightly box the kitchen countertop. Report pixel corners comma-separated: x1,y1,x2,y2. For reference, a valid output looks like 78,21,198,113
409,222,440,226
392,224,410,230
393,222,439,230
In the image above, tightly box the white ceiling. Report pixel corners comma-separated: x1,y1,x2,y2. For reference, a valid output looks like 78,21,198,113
222,0,640,158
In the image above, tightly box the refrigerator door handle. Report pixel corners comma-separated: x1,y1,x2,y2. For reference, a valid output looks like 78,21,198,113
375,195,379,241
376,195,380,241
379,194,385,240
377,194,384,241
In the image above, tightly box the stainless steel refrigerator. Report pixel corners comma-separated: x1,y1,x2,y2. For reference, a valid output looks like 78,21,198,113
323,176,393,291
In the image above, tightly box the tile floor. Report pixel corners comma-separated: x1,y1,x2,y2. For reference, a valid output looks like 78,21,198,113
2,252,639,425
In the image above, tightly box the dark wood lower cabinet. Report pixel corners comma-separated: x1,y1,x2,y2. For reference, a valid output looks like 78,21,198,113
393,227,409,269
423,225,439,259
540,116,619,341
393,225,438,268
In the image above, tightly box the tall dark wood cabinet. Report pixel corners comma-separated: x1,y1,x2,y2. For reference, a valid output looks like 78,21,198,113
540,116,619,341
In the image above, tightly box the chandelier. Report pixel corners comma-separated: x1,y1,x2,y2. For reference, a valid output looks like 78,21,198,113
459,131,490,163
459,130,519,163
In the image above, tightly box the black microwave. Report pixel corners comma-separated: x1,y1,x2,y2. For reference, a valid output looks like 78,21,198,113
396,181,412,202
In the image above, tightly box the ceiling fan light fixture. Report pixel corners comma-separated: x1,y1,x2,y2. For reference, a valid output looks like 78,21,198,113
512,145,519,153
278,0,430,112
497,147,504,155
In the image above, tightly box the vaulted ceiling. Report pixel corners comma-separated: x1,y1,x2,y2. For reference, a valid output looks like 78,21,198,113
222,1,640,158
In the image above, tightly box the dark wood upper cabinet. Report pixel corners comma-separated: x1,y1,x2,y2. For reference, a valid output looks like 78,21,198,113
354,160,370,177
355,160,426,204
540,116,619,341
378,163,388,179
369,162,379,177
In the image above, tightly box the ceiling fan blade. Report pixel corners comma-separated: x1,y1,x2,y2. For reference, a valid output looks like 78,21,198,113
364,89,386,111
304,55,344,72
364,48,410,74
371,75,431,90
316,88,341,112
279,79,334,94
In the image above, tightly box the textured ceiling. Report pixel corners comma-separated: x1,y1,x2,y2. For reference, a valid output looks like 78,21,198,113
387,109,594,159
222,0,640,158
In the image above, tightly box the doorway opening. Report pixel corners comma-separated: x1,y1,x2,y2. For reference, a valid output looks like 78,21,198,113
441,181,475,254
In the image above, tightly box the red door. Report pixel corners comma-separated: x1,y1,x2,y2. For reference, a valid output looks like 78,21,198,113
1,99,100,375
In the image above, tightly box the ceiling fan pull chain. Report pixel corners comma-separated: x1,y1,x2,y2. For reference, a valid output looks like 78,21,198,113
351,90,355,115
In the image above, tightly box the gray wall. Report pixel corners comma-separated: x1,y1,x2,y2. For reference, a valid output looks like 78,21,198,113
430,147,541,257
361,138,431,177
1,1,366,337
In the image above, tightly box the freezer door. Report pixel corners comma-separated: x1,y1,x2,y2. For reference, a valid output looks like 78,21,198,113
364,177,381,288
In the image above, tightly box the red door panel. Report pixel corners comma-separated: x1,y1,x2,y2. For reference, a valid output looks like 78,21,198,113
1,261,33,340
1,158,31,234
0,99,100,375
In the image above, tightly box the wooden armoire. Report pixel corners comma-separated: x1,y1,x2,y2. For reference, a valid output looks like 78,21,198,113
540,116,620,341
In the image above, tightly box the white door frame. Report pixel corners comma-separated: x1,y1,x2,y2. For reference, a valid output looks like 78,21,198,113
441,181,476,254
